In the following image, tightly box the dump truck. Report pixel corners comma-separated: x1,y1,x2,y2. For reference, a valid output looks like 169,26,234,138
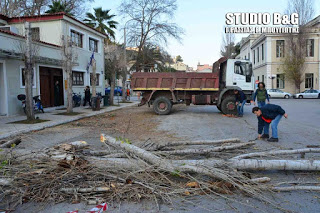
131,57,254,115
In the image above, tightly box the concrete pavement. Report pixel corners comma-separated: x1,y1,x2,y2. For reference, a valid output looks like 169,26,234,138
0,98,139,140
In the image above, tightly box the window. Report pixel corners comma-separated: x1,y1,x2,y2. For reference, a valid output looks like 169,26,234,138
258,76,260,81
253,50,256,64
31,27,40,41
20,67,36,88
257,47,260,62
71,30,83,48
262,75,264,83
306,39,314,57
261,44,264,61
72,71,84,85
89,38,98,52
276,74,285,89
248,53,250,60
305,73,314,88
276,40,285,58
90,73,100,86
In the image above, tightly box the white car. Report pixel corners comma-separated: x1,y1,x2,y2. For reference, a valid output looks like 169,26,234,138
267,89,292,99
294,89,320,99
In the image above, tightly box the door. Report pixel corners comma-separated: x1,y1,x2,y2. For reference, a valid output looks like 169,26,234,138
232,61,253,91
40,71,51,107
311,90,318,98
40,66,64,107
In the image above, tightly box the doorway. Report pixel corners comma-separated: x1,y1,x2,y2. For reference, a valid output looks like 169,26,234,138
39,66,64,107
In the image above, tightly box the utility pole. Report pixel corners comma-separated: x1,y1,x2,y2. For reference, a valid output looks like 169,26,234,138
24,22,35,121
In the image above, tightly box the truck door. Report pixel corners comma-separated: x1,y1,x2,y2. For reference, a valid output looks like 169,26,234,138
232,61,253,91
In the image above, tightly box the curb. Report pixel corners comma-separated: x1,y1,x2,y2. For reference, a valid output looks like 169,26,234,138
0,102,138,140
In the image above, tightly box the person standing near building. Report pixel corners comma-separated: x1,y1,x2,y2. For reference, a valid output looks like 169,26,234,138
252,82,270,107
83,86,91,107
54,81,60,106
234,89,247,117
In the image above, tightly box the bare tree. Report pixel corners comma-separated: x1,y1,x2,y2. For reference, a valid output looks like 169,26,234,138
0,0,93,18
61,35,77,113
105,44,125,105
220,31,236,58
285,0,314,26
119,0,184,72
282,0,315,92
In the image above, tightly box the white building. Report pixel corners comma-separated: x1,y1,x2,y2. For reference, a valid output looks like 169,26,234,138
0,13,106,116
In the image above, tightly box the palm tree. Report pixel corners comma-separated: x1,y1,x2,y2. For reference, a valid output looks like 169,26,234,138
45,1,73,16
83,7,118,41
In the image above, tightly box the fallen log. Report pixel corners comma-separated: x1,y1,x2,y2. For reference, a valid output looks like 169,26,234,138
145,138,241,150
272,186,320,191
233,148,320,160
250,177,271,183
88,157,320,171
0,138,21,148
102,135,239,181
61,186,110,194
157,142,255,155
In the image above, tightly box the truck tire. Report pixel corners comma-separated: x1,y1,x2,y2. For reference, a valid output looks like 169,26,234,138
153,96,172,115
221,96,237,115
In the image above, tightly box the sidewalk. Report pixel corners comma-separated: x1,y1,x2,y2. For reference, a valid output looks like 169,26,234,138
0,101,138,140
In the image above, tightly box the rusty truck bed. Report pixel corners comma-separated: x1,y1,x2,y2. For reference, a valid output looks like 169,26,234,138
131,72,220,91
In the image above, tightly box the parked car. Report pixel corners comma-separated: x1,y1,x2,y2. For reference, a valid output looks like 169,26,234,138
105,86,123,96
267,89,292,99
294,89,320,99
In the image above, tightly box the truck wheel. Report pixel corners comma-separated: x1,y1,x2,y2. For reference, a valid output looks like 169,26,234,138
221,96,237,115
153,96,172,115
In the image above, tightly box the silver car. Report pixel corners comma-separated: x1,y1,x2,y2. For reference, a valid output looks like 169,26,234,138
267,89,292,99
294,89,320,99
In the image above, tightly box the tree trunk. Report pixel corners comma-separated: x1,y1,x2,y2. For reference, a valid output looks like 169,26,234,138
233,148,320,160
122,69,126,102
109,71,115,105
66,70,73,113
158,142,255,155
272,186,320,192
24,22,35,121
145,138,241,151
65,37,73,113
0,138,21,148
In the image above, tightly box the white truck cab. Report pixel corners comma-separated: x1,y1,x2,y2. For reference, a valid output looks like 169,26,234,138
225,59,254,92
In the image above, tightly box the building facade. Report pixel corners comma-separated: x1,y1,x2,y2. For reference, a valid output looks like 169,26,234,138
0,13,106,116
238,16,320,94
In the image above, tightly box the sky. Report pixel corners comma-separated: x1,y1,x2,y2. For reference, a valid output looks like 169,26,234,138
92,0,320,69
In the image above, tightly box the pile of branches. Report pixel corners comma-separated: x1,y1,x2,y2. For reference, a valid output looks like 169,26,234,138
1,136,320,211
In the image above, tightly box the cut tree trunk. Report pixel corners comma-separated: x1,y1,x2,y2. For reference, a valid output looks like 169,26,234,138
272,186,320,191
88,157,320,171
145,138,241,151
61,186,110,194
233,148,320,160
158,142,255,155
0,138,21,148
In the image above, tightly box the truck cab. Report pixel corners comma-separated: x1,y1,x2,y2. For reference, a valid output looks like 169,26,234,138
226,59,254,92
